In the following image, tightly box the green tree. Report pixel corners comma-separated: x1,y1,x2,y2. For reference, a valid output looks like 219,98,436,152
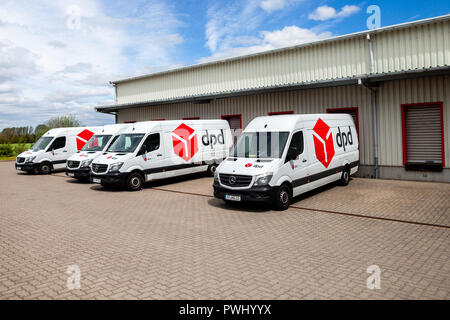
34,124,50,140
45,115,83,129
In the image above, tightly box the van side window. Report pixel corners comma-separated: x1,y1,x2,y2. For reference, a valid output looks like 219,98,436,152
142,133,160,152
51,137,66,150
285,131,303,162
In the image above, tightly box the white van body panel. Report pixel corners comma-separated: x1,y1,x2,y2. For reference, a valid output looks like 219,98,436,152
15,127,102,172
91,120,232,186
214,114,359,204
66,124,131,170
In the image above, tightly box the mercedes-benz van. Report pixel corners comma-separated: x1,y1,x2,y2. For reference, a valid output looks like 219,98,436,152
213,114,359,210
65,123,131,181
90,120,232,191
15,127,102,174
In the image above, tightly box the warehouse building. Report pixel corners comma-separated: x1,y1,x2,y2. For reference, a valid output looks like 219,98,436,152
96,15,450,182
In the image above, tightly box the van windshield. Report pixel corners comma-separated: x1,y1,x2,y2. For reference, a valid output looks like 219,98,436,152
106,134,145,153
31,136,53,151
232,132,290,158
82,135,112,152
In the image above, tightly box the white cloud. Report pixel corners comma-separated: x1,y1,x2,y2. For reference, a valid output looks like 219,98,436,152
260,0,287,13
199,25,331,63
0,0,184,129
260,0,302,14
309,5,360,21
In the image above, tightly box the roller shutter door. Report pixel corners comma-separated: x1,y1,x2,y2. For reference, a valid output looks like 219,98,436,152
404,105,442,164
222,115,241,145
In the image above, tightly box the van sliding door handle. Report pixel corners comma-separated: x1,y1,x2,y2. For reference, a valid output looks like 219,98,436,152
302,159,307,163
157,154,163,157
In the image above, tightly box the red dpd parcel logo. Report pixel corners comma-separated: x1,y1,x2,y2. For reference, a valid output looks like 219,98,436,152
76,129,95,151
312,118,335,168
172,123,198,161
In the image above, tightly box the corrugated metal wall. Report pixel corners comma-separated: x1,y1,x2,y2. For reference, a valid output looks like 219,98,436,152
378,75,449,168
115,19,449,106
117,84,374,165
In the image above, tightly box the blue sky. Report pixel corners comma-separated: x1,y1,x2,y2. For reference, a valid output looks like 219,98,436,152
0,0,449,130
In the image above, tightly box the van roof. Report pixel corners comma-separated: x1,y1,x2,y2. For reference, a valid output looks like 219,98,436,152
42,127,101,137
120,119,229,134
246,114,353,132
95,123,131,135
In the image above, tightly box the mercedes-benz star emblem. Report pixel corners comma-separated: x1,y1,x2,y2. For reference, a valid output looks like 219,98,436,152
229,176,236,185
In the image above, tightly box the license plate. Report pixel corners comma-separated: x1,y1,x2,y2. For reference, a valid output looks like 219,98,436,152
67,173,75,177
16,167,21,170
92,178,101,184
225,194,241,202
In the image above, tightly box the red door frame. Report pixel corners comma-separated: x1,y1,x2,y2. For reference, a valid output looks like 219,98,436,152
182,117,200,120
268,110,294,116
326,107,360,137
124,121,136,123
221,114,242,129
401,102,445,167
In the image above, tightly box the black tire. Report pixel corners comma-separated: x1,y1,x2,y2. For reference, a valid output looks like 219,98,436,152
339,167,350,186
207,164,218,177
38,162,52,175
274,184,292,211
127,172,144,191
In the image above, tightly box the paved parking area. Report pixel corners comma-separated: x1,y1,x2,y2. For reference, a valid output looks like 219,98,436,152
1,161,449,299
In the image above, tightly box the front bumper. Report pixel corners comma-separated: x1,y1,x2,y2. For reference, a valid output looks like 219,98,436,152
91,172,128,186
15,162,38,171
213,181,278,203
66,167,90,179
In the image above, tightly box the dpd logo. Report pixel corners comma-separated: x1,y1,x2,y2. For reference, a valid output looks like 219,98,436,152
76,129,94,151
336,126,353,151
312,118,335,168
202,130,225,149
172,123,198,162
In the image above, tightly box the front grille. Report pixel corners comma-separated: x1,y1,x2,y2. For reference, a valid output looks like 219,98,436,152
219,174,253,187
17,157,25,163
92,163,108,174
67,160,80,169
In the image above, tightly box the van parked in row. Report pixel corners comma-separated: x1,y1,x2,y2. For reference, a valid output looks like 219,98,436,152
90,120,232,191
65,123,131,181
15,127,102,174
213,114,359,210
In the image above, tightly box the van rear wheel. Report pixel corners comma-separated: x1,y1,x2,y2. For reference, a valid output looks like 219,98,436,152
38,162,52,175
339,168,350,186
274,184,291,211
127,172,144,191
207,164,218,177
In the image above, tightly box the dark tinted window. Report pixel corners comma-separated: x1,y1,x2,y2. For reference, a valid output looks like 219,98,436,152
51,137,66,150
142,133,160,152
285,131,303,162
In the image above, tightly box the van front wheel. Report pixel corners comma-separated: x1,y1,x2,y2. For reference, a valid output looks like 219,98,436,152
274,184,291,211
127,172,144,191
38,162,52,175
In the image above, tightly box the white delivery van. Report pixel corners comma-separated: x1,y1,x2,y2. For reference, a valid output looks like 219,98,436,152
65,123,131,181
213,114,359,210
15,127,102,174
90,120,232,191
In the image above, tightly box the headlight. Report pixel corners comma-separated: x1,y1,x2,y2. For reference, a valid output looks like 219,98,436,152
253,173,273,186
108,162,124,173
214,169,219,182
80,159,93,168
25,156,36,163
